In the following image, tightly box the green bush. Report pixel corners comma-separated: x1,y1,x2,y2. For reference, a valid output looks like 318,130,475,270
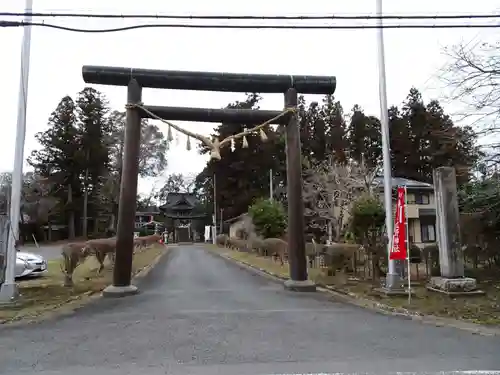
248,198,287,239
349,194,387,279
350,195,385,238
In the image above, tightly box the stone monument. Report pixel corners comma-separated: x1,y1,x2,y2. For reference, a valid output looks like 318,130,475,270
427,167,481,295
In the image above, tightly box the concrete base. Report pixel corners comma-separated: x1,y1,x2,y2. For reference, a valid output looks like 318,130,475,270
377,272,407,295
427,276,484,296
0,282,19,303
384,272,403,289
102,284,139,298
284,279,317,292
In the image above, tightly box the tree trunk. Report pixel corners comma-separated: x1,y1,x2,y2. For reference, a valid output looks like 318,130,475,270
336,208,345,242
93,216,99,234
82,168,89,238
67,184,75,240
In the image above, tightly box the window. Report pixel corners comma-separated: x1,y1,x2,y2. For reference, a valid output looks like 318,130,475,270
415,193,430,205
421,223,436,242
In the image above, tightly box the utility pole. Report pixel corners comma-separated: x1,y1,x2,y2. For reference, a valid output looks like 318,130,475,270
0,0,33,301
376,0,399,290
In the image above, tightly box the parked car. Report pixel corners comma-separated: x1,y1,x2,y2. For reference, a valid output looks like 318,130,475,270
15,251,48,278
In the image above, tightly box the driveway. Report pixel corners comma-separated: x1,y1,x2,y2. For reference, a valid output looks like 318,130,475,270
1,245,500,375
20,243,62,261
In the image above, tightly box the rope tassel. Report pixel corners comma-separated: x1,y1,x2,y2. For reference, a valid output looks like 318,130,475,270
186,136,191,151
242,135,249,148
167,125,173,142
210,137,221,160
259,128,268,142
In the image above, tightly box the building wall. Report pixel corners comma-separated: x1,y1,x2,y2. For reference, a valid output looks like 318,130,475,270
229,219,247,238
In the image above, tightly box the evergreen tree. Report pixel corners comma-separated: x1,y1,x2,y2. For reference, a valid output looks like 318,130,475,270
76,87,111,234
346,105,382,169
195,93,283,220
320,95,348,164
389,105,412,178
391,88,481,184
28,96,81,238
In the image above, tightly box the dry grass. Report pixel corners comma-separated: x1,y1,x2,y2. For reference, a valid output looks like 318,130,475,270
0,245,165,323
211,245,500,326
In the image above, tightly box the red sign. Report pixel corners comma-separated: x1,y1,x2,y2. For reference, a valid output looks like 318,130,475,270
390,186,407,260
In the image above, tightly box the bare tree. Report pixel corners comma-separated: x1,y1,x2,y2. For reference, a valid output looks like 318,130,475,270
155,173,196,202
441,39,500,165
303,155,378,243
108,110,169,178
22,172,60,225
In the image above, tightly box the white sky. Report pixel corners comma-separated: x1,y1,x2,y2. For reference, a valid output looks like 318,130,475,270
1,0,498,195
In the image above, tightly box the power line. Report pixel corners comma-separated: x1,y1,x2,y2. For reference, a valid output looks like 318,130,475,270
1,21,499,33
1,11,500,21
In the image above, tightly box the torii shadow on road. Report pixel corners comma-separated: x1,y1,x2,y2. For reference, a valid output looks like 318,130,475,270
82,65,336,297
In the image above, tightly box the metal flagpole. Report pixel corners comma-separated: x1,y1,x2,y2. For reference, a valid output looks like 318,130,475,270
376,0,398,290
405,185,411,304
0,0,34,301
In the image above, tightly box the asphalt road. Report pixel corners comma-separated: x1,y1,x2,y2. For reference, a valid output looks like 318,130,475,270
1,245,500,375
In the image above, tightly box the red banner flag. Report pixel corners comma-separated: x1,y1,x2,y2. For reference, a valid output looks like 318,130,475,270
390,186,407,260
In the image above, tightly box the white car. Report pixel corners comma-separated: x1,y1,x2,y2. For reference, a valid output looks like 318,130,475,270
15,251,48,278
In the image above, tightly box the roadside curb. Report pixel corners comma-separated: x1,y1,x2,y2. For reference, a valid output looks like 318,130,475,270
132,245,169,283
207,246,500,337
0,245,170,329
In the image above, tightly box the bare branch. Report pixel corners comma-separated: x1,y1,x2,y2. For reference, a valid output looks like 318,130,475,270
303,155,377,242
440,38,500,169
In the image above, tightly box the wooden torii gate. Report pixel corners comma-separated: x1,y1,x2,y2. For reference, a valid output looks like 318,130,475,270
82,66,336,297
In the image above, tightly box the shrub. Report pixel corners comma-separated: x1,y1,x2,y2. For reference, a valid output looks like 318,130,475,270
248,198,287,239
349,194,386,279
350,195,385,237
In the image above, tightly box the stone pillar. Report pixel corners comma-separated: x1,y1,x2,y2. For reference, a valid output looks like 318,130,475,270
433,167,464,278
428,167,479,294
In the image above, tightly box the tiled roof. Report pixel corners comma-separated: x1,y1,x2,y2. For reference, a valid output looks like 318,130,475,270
373,176,433,190
160,192,199,209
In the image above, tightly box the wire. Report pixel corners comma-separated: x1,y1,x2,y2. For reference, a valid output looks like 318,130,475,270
1,21,499,33
1,11,500,21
